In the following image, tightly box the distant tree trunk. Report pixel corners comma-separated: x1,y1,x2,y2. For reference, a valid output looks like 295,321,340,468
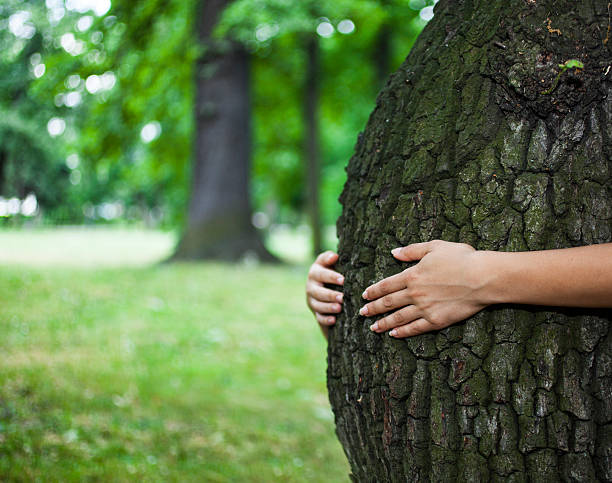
304,34,323,257
328,1,612,481
173,0,275,261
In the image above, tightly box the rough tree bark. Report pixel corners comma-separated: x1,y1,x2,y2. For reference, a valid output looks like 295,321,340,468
328,1,612,481
173,0,275,261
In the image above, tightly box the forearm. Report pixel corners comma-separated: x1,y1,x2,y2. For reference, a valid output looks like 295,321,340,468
477,243,612,308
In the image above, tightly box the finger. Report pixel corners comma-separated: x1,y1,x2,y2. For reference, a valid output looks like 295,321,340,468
315,312,336,326
359,288,411,317
363,271,407,300
308,282,343,303
369,305,420,333
315,251,339,267
309,263,344,285
308,298,342,315
389,318,434,338
391,241,437,262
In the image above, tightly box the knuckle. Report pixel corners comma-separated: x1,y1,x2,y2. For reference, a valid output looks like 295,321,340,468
391,311,403,325
382,295,394,308
403,269,414,283
429,311,446,327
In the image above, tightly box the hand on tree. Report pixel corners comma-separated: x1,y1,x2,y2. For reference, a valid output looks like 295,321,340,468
360,240,488,338
306,251,344,338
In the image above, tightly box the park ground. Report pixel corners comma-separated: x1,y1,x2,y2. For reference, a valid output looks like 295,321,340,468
0,227,349,482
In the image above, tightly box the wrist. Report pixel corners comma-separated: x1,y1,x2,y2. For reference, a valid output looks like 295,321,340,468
471,250,509,306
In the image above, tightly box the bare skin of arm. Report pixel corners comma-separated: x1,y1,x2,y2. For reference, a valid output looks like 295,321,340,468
306,251,344,340
360,240,612,338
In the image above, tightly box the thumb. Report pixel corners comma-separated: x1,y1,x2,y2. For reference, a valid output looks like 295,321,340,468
391,241,435,262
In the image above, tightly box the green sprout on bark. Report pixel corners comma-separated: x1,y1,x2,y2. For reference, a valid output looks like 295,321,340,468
541,59,585,95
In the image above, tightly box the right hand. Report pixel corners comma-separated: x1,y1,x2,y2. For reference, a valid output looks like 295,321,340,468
306,251,344,331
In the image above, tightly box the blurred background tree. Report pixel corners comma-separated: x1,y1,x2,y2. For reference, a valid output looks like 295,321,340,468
0,0,434,260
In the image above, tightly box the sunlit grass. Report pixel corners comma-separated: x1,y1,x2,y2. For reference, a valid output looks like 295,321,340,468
0,227,175,267
0,228,349,481
0,224,337,267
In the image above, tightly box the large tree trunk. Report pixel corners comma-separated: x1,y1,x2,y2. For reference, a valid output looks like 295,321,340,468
173,0,275,261
328,1,612,481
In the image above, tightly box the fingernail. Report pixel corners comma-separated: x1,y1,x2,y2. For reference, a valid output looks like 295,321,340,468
327,253,334,262
336,294,343,303
328,317,335,324
362,290,368,299
370,323,378,331
391,248,401,256
334,304,341,312
389,329,397,337
337,276,344,284
359,306,368,316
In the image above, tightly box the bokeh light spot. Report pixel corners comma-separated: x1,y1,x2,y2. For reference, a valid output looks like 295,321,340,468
9,11,36,39
316,21,334,38
47,117,66,137
66,74,82,89
65,91,82,108
66,154,80,169
65,0,111,17
252,212,270,229
337,19,355,35
140,122,161,143
420,6,434,21
21,194,38,216
77,15,94,32
255,23,279,42
33,64,46,78
70,170,82,185
61,32,85,56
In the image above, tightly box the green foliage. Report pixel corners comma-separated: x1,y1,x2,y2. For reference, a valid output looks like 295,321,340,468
221,0,428,225
541,59,585,95
1,0,430,228
1,0,197,225
559,59,584,70
0,2,72,222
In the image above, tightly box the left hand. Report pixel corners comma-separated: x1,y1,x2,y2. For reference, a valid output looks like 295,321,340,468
359,240,488,338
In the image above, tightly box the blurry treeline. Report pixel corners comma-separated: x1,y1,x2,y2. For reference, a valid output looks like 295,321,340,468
0,0,432,230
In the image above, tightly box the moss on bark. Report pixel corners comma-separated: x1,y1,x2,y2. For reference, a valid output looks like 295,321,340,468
328,0,612,480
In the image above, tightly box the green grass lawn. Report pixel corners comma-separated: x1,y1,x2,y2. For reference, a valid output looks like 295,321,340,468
0,228,349,481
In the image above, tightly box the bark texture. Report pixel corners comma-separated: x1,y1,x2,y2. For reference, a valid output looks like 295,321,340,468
173,0,274,261
328,1,612,481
